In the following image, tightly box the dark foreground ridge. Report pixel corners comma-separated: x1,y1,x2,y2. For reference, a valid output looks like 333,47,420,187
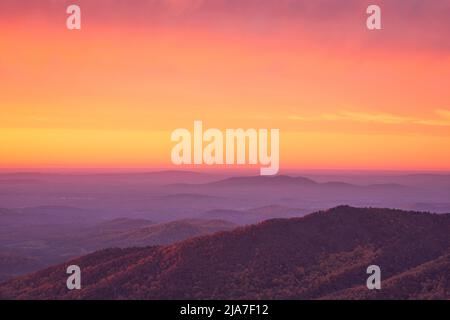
1,206,449,299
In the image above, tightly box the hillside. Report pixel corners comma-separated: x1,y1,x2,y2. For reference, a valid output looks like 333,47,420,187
323,253,450,299
0,206,449,300
0,217,236,282
77,219,237,249
0,252,42,283
201,205,308,224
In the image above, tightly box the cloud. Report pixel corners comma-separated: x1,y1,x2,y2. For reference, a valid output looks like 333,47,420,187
290,109,450,127
322,111,413,124
436,109,450,119
287,115,314,121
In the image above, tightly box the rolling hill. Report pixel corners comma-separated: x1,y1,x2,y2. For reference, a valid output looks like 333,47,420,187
0,252,42,283
0,217,236,283
0,206,448,299
75,219,237,249
201,205,308,224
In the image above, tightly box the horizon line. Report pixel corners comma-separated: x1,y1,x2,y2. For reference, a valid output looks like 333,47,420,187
0,167,449,175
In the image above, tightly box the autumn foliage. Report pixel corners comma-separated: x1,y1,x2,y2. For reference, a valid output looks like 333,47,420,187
1,206,449,300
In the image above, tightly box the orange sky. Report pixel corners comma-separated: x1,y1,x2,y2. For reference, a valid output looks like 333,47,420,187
1,0,450,171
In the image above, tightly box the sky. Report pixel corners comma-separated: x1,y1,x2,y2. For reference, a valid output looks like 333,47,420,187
1,0,450,171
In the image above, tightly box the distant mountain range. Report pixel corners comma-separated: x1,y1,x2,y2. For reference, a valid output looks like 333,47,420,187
1,206,448,299
1,172,450,221
207,175,318,187
0,170,220,185
171,174,408,189
170,175,405,188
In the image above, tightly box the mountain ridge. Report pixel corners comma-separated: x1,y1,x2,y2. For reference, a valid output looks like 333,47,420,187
170,175,409,190
1,206,448,300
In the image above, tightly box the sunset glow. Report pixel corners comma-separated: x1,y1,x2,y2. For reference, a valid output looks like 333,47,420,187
1,0,450,171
